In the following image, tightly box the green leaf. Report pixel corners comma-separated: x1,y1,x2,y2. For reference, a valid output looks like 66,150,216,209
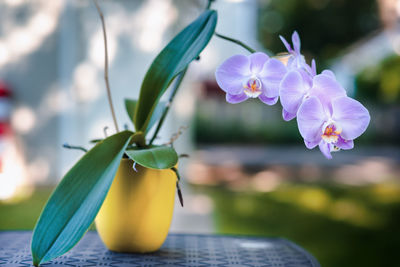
125,145,178,170
146,101,166,132
31,131,133,266
124,99,166,133
134,10,217,132
124,99,137,127
130,131,146,147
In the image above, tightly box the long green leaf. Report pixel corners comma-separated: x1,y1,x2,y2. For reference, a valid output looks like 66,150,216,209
124,99,137,127
126,145,178,170
125,99,166,133
134,10,217,132
31,131,133,266
146,101,166,132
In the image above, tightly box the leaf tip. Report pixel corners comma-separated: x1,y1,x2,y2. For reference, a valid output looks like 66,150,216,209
31,245,42,266
32,257,40,267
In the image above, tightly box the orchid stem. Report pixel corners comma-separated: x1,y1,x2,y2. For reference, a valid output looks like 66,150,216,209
149,68,188,146
93,0,119,133
215,32,256,53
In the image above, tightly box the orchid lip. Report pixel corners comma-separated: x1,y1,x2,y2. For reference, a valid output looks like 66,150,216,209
321,120,342,144
243,77,262,98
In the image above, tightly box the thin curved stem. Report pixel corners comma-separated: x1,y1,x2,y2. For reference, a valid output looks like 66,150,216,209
215,32,256,53
93,0,119,133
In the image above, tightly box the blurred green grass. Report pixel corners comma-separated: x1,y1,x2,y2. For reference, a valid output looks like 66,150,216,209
0,187,97,231
0,187,52,230
201,182,400,267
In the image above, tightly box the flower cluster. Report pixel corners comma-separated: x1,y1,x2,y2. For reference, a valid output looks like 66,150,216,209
215,31,370,159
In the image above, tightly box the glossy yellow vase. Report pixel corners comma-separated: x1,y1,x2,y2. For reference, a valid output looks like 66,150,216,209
95,158,176,253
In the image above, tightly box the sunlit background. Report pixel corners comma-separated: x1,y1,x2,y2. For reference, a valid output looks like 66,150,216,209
0,0,399,266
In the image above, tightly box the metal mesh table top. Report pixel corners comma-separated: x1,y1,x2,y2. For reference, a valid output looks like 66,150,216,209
0,231,320,267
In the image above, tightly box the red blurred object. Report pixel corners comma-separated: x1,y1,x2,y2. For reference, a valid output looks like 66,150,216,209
0,80,13,172
0,122,11,136
0,81,12,98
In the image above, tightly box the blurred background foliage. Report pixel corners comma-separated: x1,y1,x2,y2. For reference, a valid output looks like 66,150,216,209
204,181,400,267
259,0,380,67
357,54,400,103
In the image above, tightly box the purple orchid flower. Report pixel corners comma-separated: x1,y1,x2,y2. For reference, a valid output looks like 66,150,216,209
279,66,336,121
214,30,371,159
296,77,370,159
215,52,287,105
278,31,322,121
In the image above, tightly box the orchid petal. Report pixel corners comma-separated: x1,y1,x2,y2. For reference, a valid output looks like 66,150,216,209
336,137,354,150
319,142,332,159
226,92,249,104
321,69,336,80
215,55,251,95
249,52,269,74
286,56,295,68
309,74,346,111
292,31,301,54
259,95,278,105
298,68,313,88
331,96,370,140
279,70,307,114
282,109,296,121
279,35,292,52
297,96,326,143
304,139,319,149
259,58,287,98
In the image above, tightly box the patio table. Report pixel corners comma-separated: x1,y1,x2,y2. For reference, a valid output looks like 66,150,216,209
0,231,320,266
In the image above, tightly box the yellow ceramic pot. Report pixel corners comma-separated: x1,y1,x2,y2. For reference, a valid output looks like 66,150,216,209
95,158,176,253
